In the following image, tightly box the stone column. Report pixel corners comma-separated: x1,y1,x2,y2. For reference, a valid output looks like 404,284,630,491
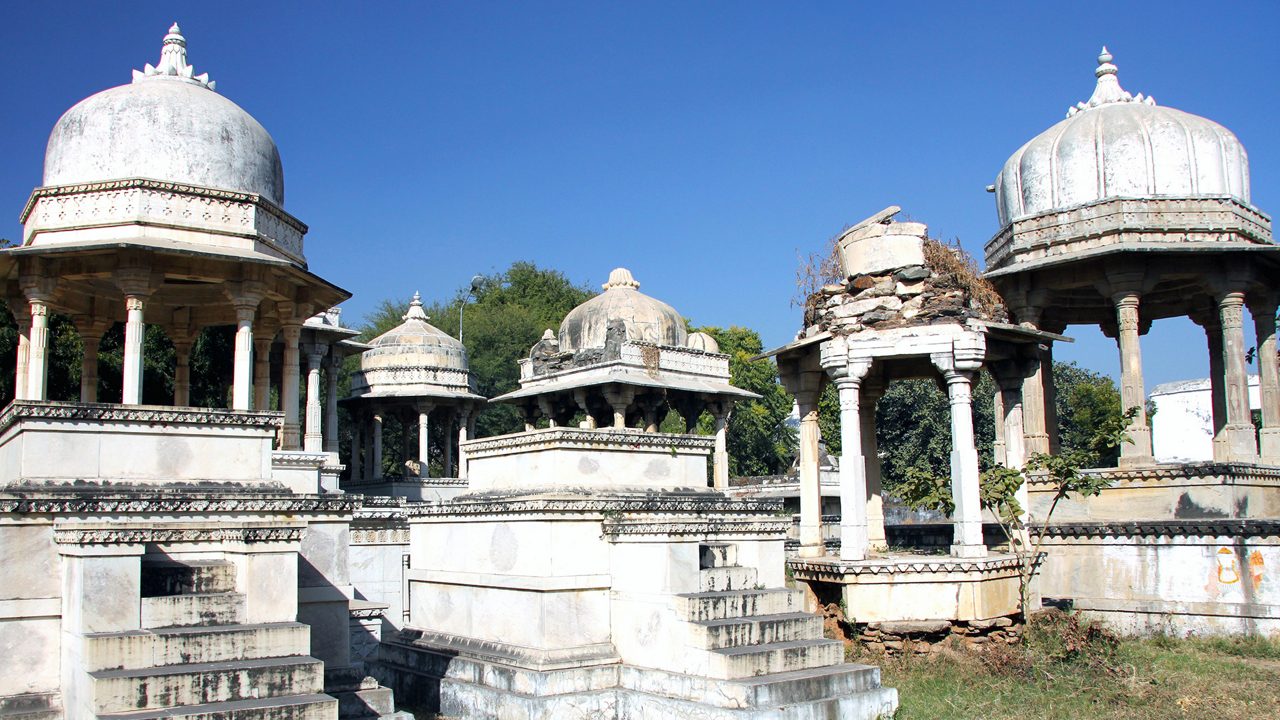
1113,291,1154,465
1001,376,1029,524
371,413,384,481
573,389,597,429
604,386,635,429
80,331,102,403
457,409,472,479
861,379,887,552
253,336,273,411
280,324,302,448
324,354,340,454
304,348,325,452
25,298,50,401
11,312,30,401
1218,291,1259,461
992,385,1007,467
442,414,455,477
945,370,986,558
171,338,192,407
1196,314,1229,458
230,302,258,411
121,295,148,405
710,402,730,490
1252,297,1280,464
796,391,824,558
417,405,433,478
1042,345,1060,454
833,361,872,561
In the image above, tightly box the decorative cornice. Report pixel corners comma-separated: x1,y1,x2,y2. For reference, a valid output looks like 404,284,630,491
462,428,715,456
601,516,788,539
271,451,328,468
53,525,302,545
1026,462,1280,488
21,178,305,231
1035,520,1280,539
787,553,1038,580
0,492,359,515
0,401,282,436
409,490,783,518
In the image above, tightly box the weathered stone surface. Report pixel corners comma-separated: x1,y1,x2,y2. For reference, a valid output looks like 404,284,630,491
894,265,931,281
839,230,926,276
879,620,952,635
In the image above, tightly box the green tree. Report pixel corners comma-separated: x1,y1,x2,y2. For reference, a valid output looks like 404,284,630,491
1053,361,1124,467
689,326,796,476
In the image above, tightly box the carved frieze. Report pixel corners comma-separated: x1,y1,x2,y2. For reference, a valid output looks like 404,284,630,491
0,400,283,435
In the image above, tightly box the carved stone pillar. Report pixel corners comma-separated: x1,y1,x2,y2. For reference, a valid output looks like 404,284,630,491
25,298,50,401
171,339,192,407
944,369,985,558
1113,291,1154,465
832,360,872,561
707,400,731,490
457,408,472,479
796,389,824,558
280,324,302,448
253,336,273,411
371,413,384,481
417,404,433,478
121,295,148,405
573,389,596,429
229,303,257,411
1218,291,1259,461
324,354,340,454
1251,296,1280,464
349,411,363,483
1194,313,1229,459
11,311,30,401
442,414,455,477
861,378,887,552
604,386,635,429
304,348,325,453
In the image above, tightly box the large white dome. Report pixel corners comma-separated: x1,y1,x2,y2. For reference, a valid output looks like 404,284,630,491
558,268,688,351
994,48,1250,227
42,24,285,205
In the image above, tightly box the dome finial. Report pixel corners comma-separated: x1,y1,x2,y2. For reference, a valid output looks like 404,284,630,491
132,22,216,90
403,291,430,322
603,267,640,291
1066,45,1154,117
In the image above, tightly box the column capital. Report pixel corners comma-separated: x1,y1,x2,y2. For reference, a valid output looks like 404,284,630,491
19,275,57,303
114,267,156,298
828,356,872,385
281,323,302,343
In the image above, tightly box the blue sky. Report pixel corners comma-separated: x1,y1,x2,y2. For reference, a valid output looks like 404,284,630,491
2,2,1277,390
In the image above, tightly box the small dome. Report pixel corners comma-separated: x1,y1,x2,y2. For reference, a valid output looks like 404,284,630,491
685,332,720,353
558,268,688,351
361,293,469,374
994,48,1250,227
43,24,285,204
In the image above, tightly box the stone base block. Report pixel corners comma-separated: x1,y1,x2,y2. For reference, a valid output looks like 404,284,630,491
789,554,1028,624
0,692,61,720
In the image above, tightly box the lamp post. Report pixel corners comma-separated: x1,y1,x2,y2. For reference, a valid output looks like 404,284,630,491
458,275,483,344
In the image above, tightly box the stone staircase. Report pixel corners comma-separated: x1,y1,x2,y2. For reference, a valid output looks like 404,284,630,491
636,543,897,717
82,558,338,720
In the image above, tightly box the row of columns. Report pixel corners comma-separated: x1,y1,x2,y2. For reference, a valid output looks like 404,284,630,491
7,285,345,456
348,405,474,482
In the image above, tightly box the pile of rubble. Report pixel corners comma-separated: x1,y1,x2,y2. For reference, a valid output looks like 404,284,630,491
857,618,1023,656
804,206,1007,334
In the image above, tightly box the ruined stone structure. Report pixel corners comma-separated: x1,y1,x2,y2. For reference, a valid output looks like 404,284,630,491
378,268,898,718
984,49,1280,634
343,293,484,500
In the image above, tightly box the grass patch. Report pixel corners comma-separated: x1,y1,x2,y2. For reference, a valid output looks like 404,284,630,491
875,612,1280,720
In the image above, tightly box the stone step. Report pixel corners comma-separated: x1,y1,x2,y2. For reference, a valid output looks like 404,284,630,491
618,663,895,713
84,622,311,672
674,588,801,622
140,560,237,597
90,656,325,714
697,565,759,592
142,592,246,629
699,542,737,569
96,693,338,720
689,612,823,650
707,639,845,680
0,692,61,720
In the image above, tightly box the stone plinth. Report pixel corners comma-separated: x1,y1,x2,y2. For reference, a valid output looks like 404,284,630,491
345,476,468,503
463,428,715,493
788,554,1028,624
1036,520,1280,635
0,401,280,487
1028,463,1280,523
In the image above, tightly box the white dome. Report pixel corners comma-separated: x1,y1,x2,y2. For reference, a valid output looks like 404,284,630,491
558,268,688,351
43,24,285,205
361,293,469,375
994,48,1250,227
685,331,720,353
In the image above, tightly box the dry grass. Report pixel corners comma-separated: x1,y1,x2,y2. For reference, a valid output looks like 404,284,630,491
922,237,1005,317
873,624,1280,720
794,229,845,309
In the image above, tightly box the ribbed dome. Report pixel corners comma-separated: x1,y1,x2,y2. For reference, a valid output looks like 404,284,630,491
685,331,720,353
43,24,285,205
558,268,688,351
994,48,1250,227
361,293,469,374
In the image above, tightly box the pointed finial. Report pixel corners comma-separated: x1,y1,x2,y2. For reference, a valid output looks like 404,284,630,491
1066,45,1153,117
132,22,216,90
402,291,430,322
603,267,641,291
